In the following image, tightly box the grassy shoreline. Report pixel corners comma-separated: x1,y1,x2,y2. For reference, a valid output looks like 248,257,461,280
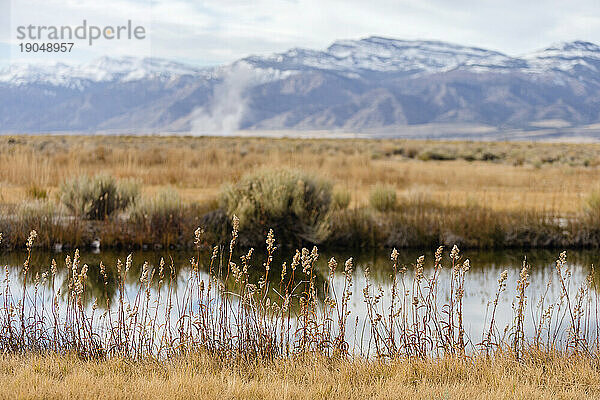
1,203,599,252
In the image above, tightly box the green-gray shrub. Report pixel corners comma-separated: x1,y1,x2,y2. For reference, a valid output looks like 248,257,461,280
13,200,66,246
26,184,47,200
417,148,457,161
369,184,397,212
60,174,140,220
332,188,351,210
129,189,183,224
17,200,59,225
220,169,332,245
584,190,600,223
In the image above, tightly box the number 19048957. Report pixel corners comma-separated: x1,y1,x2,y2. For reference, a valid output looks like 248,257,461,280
19,43,74,52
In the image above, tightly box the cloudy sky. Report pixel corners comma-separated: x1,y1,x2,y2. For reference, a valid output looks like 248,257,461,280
1,0,600,66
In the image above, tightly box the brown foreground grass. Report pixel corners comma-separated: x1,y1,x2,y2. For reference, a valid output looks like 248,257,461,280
1,352,598,399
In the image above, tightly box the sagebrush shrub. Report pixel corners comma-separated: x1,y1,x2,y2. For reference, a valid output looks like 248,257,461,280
369,184,397,212
332,187,351,210
60,174,139,220
584,190,600,223
220,169,332,245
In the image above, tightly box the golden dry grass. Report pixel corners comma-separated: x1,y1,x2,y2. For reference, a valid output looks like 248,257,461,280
1,135,599,214
0,352,598,399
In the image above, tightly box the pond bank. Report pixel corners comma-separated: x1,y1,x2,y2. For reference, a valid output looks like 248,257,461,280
1,204,599,252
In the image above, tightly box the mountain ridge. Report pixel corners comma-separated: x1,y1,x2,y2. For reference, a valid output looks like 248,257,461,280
2,37,600,139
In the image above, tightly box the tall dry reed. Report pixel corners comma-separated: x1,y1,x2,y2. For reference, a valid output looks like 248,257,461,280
0,222,598,362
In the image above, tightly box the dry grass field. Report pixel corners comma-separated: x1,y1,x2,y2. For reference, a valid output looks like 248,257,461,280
1,135,600,250
1,135,599,214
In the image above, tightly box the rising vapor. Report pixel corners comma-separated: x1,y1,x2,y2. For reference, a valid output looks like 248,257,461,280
190,62,259,135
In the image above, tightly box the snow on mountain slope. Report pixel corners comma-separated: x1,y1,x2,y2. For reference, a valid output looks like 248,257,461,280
0,56,213,87
243,36,518,73
523,41,600,74
325,37,514,72
242,37,600,78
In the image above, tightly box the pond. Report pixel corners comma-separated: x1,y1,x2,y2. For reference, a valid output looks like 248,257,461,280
2,246,599,356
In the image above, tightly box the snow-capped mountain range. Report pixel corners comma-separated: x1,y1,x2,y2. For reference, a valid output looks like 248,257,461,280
2,37,600,138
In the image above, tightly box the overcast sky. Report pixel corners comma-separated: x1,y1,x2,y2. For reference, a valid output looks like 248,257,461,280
1,0,600,66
